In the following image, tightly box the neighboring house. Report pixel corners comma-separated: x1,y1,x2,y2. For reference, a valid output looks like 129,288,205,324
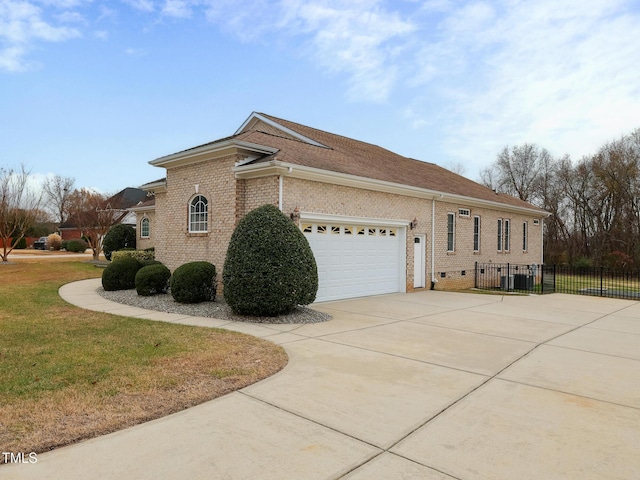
137,112,548,302
60,187,148,240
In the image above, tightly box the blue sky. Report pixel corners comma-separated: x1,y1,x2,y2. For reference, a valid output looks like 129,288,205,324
2,0,639,194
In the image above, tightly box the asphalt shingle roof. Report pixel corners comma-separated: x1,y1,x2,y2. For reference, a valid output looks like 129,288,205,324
234,113,544,212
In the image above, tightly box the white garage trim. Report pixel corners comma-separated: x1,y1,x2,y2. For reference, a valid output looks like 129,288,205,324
300,212,407,302
300,212,410,228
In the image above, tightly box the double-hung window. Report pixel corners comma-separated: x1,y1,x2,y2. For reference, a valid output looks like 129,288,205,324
473,216,481,252
189,195,208,233
504,219,510,251
497,218,503,251
447,213,455,252
523,221,528,251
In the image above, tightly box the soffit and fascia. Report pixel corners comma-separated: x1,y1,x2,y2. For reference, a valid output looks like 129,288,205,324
234,160,550,218
149,139,278,170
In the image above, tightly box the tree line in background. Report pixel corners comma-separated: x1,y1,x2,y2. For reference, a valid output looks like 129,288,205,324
0,168,115,262
481,127,640,268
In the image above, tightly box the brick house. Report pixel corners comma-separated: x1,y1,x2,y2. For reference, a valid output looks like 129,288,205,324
132,112,548,302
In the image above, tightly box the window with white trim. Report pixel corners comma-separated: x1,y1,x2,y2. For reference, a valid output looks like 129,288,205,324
473,215,480,252
504,219,511,251
140,217,150,238
458,208,470,217
447,213,455,252
189,195,208,233
497,218,503,251
523,221,528,251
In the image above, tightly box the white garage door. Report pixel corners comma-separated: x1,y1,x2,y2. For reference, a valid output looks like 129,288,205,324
302,222,405,302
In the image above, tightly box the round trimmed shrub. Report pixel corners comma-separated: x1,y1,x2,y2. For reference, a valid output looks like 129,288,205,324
170,261,217,304
65,239,88,252
103,224,136,261
47,233,62,250
223,204,318,316
102,257,142,291
135,264,171,296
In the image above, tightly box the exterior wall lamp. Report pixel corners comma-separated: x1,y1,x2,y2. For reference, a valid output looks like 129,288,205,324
410,218,418,229
290,207,300,223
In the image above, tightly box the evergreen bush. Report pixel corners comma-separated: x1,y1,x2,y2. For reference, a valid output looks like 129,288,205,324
135,264,171,296
103,224,136,261
223,204,318,316
111,249,154,262
65,239,88,253
170,261,217,304
102,257,142,291
11,237,27,249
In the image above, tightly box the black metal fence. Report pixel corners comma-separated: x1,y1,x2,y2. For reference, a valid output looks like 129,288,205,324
475,262,640,300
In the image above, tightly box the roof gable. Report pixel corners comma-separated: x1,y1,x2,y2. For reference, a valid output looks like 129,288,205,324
236,112,328,148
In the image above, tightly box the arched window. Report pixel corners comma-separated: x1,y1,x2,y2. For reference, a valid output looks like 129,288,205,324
140,217,150,238
189,195,208,233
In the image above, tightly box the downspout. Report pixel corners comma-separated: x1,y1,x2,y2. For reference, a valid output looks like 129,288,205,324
541,217,545,266
431,197,437,289
278,166,293,213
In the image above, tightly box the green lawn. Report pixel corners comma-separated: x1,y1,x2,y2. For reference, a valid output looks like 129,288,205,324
0,260,287,457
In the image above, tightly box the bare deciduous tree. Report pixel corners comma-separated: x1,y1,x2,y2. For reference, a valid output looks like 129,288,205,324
66,189,119,260
43,175,75,225
0,165,43,262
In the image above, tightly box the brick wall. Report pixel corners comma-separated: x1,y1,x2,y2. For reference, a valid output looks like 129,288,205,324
282,176,544,291
153,155,241,273
150,166,544,294
135,210,155,251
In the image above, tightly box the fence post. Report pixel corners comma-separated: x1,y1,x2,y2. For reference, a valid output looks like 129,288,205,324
553,264,557,292
474,261,478,288
600,266,604,297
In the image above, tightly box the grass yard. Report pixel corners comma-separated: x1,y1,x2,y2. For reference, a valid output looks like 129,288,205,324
0,260,287,459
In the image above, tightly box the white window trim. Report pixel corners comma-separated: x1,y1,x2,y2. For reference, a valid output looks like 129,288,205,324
140,217,150,239
504,218,511,252
189,194,209,233
473,215,481,252
447,212,455,252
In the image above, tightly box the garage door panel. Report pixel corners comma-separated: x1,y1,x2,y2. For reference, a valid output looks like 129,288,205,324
305,222,405,302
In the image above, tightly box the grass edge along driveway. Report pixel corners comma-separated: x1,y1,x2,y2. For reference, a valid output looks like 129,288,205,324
0,260,287,459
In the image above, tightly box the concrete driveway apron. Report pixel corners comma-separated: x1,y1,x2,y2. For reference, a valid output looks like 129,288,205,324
4,280,640,480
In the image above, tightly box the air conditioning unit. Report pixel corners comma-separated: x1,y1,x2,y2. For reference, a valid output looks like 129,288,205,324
500,275,514,291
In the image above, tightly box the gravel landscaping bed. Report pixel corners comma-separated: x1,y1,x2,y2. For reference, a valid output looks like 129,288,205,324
98,288,331,324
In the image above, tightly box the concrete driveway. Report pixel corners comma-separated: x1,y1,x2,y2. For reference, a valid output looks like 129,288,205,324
4,281,640,479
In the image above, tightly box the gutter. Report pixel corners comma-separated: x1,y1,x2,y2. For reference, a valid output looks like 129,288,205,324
234,160,550,218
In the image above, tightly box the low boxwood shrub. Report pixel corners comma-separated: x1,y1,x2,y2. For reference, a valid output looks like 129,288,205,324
111,249,155,263
103,224,136,261
135,264,171,296
170,261,217,304
65,239,88,253
223,204,318,316
102,257,142,291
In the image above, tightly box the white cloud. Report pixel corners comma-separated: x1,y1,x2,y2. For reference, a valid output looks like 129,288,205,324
124,47,145,56
406,0,640,169
121,0,155,12
204,0,415,102
162,0,191,18
0,0,81,71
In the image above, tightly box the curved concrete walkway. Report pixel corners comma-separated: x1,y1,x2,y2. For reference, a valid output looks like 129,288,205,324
4,280,640,479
